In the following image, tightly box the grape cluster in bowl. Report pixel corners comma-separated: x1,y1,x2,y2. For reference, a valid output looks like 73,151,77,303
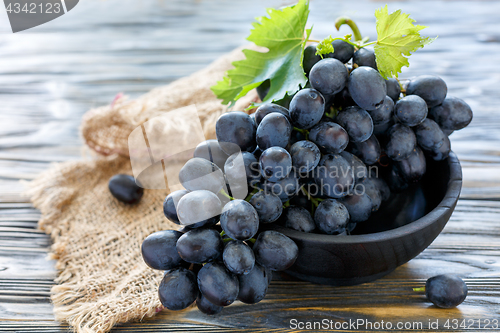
141,42,472,315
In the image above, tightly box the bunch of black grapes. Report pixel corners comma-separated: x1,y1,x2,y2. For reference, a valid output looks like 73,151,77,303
141,41,472,315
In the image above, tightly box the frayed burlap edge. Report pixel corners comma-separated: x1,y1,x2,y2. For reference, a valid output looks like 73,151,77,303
27,154,169,333
27,47,258,333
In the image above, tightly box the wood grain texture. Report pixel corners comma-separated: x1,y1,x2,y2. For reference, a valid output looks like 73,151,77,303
1,0,500,332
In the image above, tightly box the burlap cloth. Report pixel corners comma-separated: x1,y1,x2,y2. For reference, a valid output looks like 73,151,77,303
27,47,258,333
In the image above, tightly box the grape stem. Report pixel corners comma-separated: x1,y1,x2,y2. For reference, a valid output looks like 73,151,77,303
335,16,363,42
301,186,324,216
307,36,375,51
220,230,256,245
413,287,426,293
302,187,323,206
293,127,309,140
244,188,259,202
307,16,376,51
219,189,234,200
326,106,340,119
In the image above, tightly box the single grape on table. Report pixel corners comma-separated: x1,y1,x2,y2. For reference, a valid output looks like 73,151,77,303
108,174,144,204
423,274,468,309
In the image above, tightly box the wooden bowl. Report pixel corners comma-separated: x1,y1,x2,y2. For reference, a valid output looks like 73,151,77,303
270,152,462,286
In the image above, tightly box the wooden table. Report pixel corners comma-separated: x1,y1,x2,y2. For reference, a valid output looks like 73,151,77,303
1,0,500,331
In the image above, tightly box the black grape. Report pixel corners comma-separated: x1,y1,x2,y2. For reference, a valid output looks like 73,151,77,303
340,151,368,183
385,165,409,193
326,39,354,63
309,121,349,154
176,190,222,228
262,171,300,202
253,230,299,271
370,173,391,202
308,121,349,154
352,48,377,69
442,129,454,136
335,106,374,142
314,199,349,234
249,191,283,223
141,230,183,270
348,134,381,165
300,174,325,197
254,103,290,125
372,117,395,137
385,124,417,161
340,192,373,223
331,87,355,108
193,140,229,170
357,177,382,212
289,191,312,210
414,118,447,153
256,113,292,150
179,157,225,193
428,97,473,131
225,151,260,187
303,43,322,75
220,200,259,241
310,58,348,96
313,154,354,199
223,240,255,275
163,189,189,224
425,274,468,309
428,134,451,161
385,78,401,102
346,222,357,234
283,206,316,233
177,226,192,234
289,140,321,174
237,264,271,304
159,268,198,311
196,294,223,315
348,66,386,110
216,111,256,155
197,262,239,306
406,75,447,108
259,147,292,182
289,88,325,129
394,95,428,127
176,228,223,264
249,112,256,126
369,96,394,126
256,80,270,101
395,147,426,183
108,174,144,204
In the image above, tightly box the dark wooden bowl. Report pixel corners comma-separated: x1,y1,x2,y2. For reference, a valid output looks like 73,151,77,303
270,152,462,286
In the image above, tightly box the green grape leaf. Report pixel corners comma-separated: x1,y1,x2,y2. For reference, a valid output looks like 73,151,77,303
315,35,334,58
211,0,311,106
374,5,436,79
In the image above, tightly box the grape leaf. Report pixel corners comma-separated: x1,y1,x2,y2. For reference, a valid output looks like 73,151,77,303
374,5,436,79
211,0,311,106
